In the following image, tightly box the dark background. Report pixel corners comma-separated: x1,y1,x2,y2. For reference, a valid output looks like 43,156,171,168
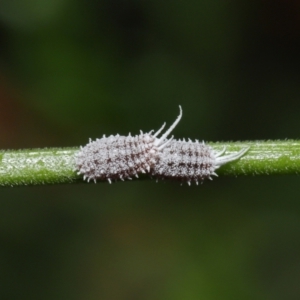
1,1,300,299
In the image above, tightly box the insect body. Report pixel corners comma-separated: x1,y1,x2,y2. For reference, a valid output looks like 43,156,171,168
75,106,249,184
75,107,182,183
151,139,249,185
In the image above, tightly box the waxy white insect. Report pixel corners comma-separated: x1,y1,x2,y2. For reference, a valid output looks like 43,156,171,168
75,106,249,184
151,139,248,185
74,108,182,183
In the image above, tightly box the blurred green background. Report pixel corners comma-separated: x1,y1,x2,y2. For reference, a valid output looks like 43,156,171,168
1,0,300,299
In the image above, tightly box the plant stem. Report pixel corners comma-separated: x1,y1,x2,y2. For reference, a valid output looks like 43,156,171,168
0,148,78,186
0,140,300,186
213,140,300,176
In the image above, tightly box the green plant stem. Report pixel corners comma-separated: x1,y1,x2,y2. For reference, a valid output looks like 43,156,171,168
0,140,300,186
0,148,78,186
213,140,300,176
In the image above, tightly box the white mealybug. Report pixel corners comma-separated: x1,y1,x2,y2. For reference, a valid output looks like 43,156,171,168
75,107,182,183
75,106,249,184
150,139,249,185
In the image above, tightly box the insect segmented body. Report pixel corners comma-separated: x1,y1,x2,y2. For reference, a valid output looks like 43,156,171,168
75,107,182,183
75,106,249,184
150,139,249,185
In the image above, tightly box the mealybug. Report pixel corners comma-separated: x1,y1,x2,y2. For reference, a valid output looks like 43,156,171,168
75,107,182,183
150,139,249,185
75,106,249,184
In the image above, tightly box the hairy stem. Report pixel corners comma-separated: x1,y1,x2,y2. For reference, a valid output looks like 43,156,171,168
212,140,300,176
0,140,299,186
0,148,78,186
